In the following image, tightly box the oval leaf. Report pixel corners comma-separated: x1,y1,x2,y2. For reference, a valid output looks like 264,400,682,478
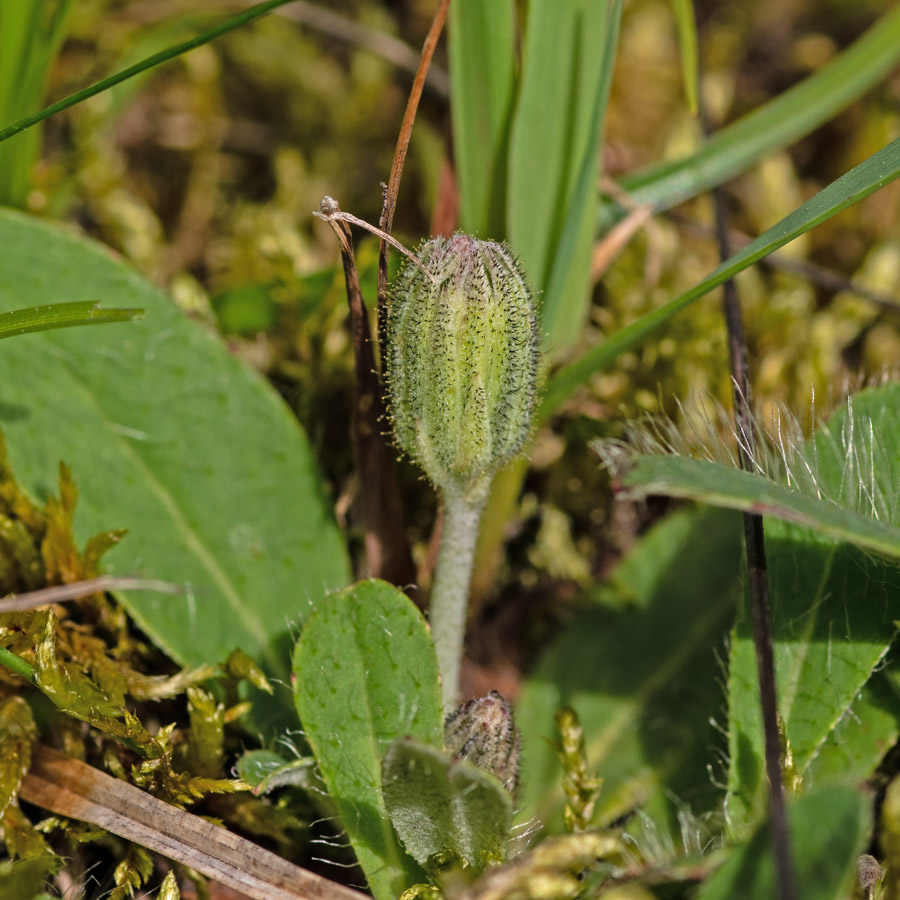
293,579,443,900
382,736,513,874
0,209,350,682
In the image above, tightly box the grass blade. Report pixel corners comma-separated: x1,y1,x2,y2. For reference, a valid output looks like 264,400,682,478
538,0,624,358
668,0,699,115
507,0,612,357
0,302,142,340
601,3,900,225
448,0,516,238
543,134,900,418
0,0,74,205
0,0,295,147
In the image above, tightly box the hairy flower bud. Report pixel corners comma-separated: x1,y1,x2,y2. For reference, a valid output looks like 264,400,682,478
387,234,539,500
444,690,521,796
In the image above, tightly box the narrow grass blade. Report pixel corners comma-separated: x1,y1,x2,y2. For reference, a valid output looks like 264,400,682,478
0,0,294,147
507,0,613,357
543,135,900,418
539,0,624,358
601,3,900,225
0,0,74,205
668,0,699,115
448,0,516,238
0,302,142,340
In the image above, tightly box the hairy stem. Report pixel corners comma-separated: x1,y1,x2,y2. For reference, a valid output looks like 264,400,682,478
430,488,487,710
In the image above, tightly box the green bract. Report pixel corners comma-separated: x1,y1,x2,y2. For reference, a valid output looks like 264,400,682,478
387,234,539,501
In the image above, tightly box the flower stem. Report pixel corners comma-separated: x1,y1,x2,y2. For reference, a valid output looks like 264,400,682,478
0,646,35,683
430,488,487,710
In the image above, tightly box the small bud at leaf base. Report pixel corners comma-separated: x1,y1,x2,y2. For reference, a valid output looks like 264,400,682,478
387,235,539,501
443,690,521,795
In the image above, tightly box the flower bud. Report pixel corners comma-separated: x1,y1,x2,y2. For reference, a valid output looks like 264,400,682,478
386,234,539,500
443,690,521,796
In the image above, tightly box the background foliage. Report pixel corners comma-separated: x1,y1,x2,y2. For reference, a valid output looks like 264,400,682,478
1,0,900,898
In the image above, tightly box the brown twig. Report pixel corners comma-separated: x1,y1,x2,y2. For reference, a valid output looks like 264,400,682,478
0,576,183,612
20,745,365,900
313,199,415,587
377,0,451,310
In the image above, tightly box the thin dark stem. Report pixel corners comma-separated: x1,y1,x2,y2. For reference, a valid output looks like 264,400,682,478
711,176,797,900
320,215,415,588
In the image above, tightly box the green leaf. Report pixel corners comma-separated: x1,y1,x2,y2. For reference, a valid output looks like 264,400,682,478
806,665,900,786
448,0,516,238
0,209,350,685
611,456,900,559
698,786,868,900
601,382,900,560
668,0,699,115
595,386,900,823
543,134,900,419
727,524,900,823
381,736,513,874
0,0,297,148
293,579,443,900
517,507,743,834
603,3,900,225
724,390,900,821
507,0,620,358
0,302,142,340
0,0,73,205
236,749,314,795
814,383,900,524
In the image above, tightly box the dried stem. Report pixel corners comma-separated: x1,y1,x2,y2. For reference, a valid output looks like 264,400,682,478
0,576,182,612
377,0,451,309
314,202,415,586
21,745,365,900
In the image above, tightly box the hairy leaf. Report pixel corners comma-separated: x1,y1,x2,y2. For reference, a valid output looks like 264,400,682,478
698,786,868,900
293,579,443,900
609,455,900,559
726,526,900,823
382,736,513,874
